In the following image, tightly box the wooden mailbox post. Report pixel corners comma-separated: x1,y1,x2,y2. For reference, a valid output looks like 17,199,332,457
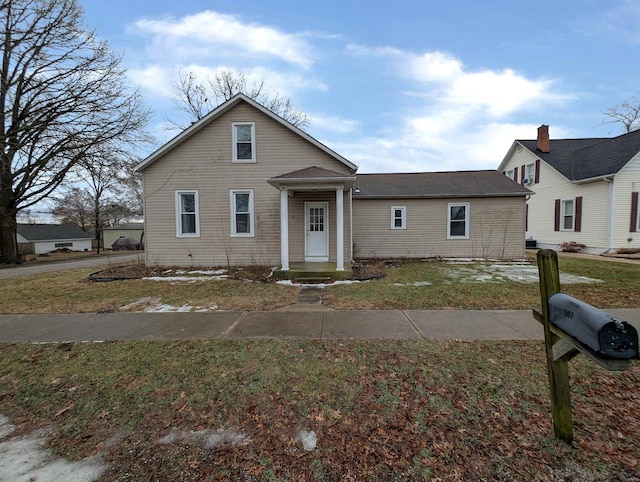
532,249,632,444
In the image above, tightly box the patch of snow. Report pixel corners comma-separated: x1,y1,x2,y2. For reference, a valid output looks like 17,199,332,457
120,297,218,313
0,418,106,482
276,279,362,288
297,430,317,451
204,429,252,449
0,415,15,439
187,269,227,276
393,281,432,287
142,275,228,282
157,427,251,450
440,262,602,284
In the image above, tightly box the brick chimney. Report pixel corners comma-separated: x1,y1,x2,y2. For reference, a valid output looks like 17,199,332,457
537,124,550,153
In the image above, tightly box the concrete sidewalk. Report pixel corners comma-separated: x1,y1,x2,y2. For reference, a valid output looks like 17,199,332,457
1,309,639,343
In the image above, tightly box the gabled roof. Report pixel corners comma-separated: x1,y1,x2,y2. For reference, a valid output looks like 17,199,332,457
513,129,640,181
353,170,531,198
271,166,352,180
17,224,92,242
135,94,357,172
268,166,356,191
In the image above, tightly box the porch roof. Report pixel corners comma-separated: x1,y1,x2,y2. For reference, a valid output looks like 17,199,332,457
267,166,356,191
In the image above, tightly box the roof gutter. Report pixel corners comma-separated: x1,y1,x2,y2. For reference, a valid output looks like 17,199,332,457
353,192,530,200
572,174,616,185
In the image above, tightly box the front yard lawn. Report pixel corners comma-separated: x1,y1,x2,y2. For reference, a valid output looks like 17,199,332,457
0,255,636,314
0,340,638,480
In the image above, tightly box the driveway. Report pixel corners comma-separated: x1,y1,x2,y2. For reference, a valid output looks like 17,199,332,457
0,252,141,279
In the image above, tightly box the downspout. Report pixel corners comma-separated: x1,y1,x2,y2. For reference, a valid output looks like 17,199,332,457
605,177,614,252
349,187,354,262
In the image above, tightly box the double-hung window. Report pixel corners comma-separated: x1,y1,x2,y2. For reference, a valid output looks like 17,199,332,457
506,169,514,180
230,189,254,237
561,199,574,231
447,203,469,239
525,163,535,184
391,206,406,229
176,190,199,237
232,122,256,163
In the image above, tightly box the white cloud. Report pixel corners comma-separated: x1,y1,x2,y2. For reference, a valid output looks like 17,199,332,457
339,45,574,172
310,113,361,134
131,11,314,68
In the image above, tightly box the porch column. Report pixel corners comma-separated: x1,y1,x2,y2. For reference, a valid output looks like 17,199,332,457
280,189,289,271
336,187,344,271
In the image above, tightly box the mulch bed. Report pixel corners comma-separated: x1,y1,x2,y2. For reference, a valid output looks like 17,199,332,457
90,262,388,283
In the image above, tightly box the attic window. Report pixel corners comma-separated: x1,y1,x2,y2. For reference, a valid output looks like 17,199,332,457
506,169,514,180
232,122,256,163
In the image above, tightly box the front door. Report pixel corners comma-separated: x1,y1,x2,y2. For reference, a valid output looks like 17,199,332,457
305,202,329,261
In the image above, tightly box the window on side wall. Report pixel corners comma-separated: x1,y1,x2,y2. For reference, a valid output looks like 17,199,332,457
232,122,256,163
525,163,535,184
447,203,469,239
176,190,200,237
506,169,514,180
390,206,406,229
230,189,254,237
561,199,574,231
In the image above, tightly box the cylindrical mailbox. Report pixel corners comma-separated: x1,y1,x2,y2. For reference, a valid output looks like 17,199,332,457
548,293,639,359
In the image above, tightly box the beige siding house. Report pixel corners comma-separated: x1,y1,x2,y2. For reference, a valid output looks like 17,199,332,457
498,125,640,254
136,94,531,277
353,172,529,260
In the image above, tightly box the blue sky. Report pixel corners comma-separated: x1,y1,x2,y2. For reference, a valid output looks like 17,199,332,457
80,0,640,173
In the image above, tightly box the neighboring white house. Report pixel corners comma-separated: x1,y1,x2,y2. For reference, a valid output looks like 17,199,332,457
17,224,93,254
498,125,640,254
135,94,531,277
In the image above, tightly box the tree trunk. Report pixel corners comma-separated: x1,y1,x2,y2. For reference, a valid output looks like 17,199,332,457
0,204,19,264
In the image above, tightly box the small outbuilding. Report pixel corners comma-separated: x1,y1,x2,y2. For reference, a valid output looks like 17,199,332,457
17,224,93,254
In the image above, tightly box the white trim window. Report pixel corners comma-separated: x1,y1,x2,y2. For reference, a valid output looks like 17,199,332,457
230,189,255,237
447,203,469,239
232,122,256,163
561,199,575,231
525,163,535,184
390,206,406,229
176,190,200,237
505,169,514,180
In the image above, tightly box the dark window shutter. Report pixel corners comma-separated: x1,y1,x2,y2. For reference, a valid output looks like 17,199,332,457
574,196,582,232
514,166,518,182
535,159,540,183
521,165,526,184
631,192,639,232
554,199,560,231
525,204,529,232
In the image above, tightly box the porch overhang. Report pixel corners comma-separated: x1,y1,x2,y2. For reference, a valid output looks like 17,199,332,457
268,166,356,274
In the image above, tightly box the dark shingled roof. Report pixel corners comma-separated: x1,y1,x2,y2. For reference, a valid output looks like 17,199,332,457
353,170,530,198
518,128,640,181
271,166,353,179
17,224,92,242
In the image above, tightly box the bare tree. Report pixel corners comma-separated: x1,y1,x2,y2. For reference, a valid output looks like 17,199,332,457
0,0,150,263
51,151,142,251
603,92,640,133
168,68,310,130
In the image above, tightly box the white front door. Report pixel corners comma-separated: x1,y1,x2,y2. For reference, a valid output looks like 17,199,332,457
305,202,329,261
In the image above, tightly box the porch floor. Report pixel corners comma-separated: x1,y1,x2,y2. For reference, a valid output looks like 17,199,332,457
273,262,352,281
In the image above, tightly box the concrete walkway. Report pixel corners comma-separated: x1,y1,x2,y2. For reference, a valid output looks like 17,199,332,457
1,308,639,343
